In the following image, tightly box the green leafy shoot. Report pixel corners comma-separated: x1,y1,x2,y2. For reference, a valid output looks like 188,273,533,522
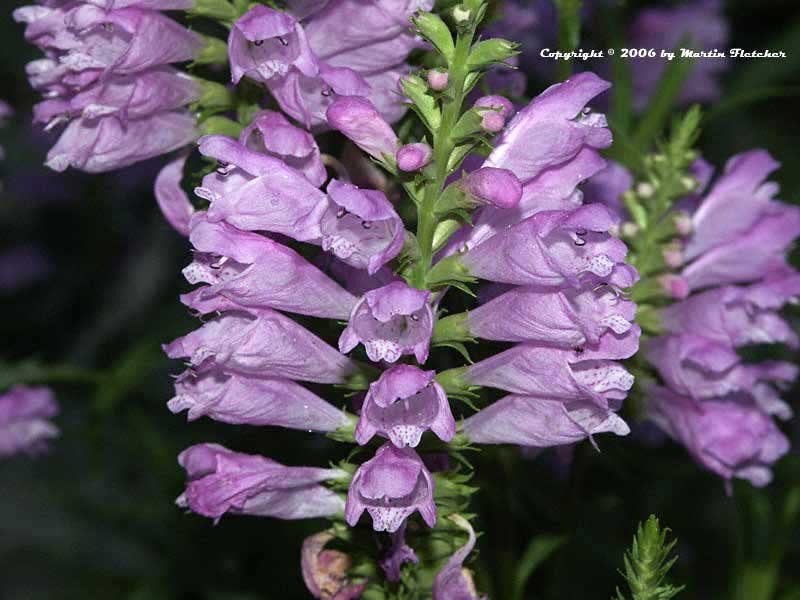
614,515,685,600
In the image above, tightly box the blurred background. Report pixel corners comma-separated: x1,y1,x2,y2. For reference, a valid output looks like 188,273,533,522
2,0,800,598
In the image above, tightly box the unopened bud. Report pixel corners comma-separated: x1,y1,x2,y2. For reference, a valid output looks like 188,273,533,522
481,111,505,133
673,210,692,236
427,69,449,91
636,182,655,199
620,222,639,238
396,143,433,172
658,274,690,299
453,4,471,24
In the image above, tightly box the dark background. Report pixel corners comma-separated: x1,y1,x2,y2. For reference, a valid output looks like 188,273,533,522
2,1,800,598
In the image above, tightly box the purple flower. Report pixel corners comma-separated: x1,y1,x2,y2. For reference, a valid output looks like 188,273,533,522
583,160,632,218
397,143,432,172
181,213,357,319
660,272,800,349
345,443,436,533
195,135,328,241
452,147,608,252
33,67,201,127
463,395,629,447
432,515,486,600
327,96,399,162
45,111,197,173
301,0,432,123
645,334,795,402
321,179,405,274
646,386,789,488
484,72,612,185
154,154,194,236
463,168,523,209
239,109,327,187
681,202,800,290
267,63,371,129
459,205,628,287
18,5,201,82
628,0,729,111
168,368,351,432
164,306,356,384
465,332,638,409
379,523,419,582
684,150,781,262
177,443,346,520
466,284,636,347
301,531,366,600
444,73,612,253
340,281,434,364
0,385,59,458
228,5,318,85
355,365,455,448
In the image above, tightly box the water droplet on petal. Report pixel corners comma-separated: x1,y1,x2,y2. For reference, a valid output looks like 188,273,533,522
278,37,289,46
574,238,586,247
336,207,348,219
361,221,372,229
254,40,264,46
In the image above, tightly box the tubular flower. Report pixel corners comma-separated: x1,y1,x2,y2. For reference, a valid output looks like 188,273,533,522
355,365,455,448
177,443,346,520
15,1,204,172
345,442,436,533
0,385,59,458
339,281,434,364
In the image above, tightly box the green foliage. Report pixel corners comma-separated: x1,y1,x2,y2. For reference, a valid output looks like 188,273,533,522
554,0,582,79
614,516,684,600
511,535,567,600
624,106,702,282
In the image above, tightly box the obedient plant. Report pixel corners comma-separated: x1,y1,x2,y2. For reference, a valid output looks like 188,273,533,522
150,1,642,596
12,0,799,597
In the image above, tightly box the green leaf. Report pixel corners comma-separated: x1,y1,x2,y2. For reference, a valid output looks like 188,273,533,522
511,535,567,600
413,12,455,61
466,38,519,71
631,38,695,153
554,0,582,79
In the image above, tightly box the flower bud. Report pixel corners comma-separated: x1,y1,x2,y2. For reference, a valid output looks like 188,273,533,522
427,69,449,91
480,111,505,133
465,167,522,208
658,274,690,299
473,95,514,119
396,142,433,172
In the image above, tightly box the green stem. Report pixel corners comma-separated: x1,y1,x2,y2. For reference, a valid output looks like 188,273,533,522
413,30,475,289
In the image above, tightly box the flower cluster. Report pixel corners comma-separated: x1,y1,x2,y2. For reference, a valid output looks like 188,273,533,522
640,150,800,489
14,0,205,172
228,0,429,127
